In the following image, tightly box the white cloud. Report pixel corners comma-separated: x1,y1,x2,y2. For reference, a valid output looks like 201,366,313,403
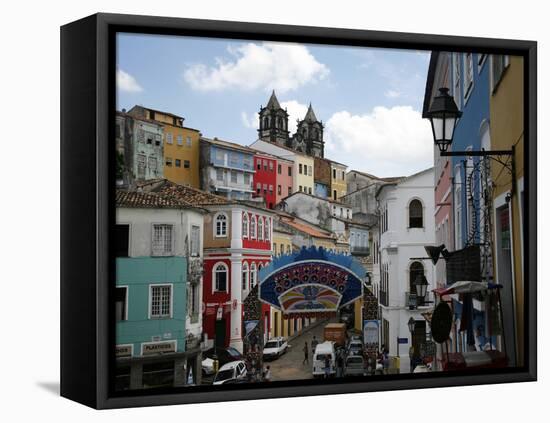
385,89,401,98
241,111,258,129
325,106,433,177
280,100,308,133
117,69,143,93
184,42,329,93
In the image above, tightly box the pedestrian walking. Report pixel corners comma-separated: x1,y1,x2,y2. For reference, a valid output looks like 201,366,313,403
311,335,319,355
382,346,390,374
323,355,331,378
264,365,272,382
303,341,309,365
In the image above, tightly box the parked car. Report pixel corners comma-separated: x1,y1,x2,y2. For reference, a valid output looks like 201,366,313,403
344,354,366,376
212,360,248,385
263,337,288,360
346,340,364,356
202,346,243,375
312,341,336,377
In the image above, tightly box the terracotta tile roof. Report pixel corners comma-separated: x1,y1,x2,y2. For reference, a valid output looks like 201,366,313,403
116,190,191,209
139,179,229,206
281,217,335,240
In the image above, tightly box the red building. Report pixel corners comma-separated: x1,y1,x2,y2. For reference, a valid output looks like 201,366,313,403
138,179,274,353
252,152,277,209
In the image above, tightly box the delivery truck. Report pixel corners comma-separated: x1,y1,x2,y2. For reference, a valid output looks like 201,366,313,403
323,323,347,347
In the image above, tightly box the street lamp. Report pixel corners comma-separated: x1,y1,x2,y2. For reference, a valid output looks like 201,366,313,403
414,274,429,307
425,88,462,153
425,87,516,193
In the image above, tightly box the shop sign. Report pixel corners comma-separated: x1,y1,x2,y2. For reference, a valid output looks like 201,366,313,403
142,340,176,356
115,344,133,358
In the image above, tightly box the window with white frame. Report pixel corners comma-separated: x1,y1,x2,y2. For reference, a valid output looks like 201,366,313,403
242,213,249,238
250,263,257,288
215,213,227,237
453,53,462,110
216,168,224,181
190,225,200,257
231,170,238,183
250,216,257,239
214,263,228,292
455,167,463,248
166,133,173,144
186,136,192,147
258,217,264,240
463,53,474,101
477,53,487,73
408,199,423,228
152,224,173,256
491,55,510,92
244,173,250,185
177,135,183,146
150,285,172,318
265,218,270,240
242,262,249,290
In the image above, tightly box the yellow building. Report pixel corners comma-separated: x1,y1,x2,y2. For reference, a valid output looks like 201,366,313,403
293,153,315,195
489,55,524,366
329,160,348,201
273,227,293,257
128,106,201,188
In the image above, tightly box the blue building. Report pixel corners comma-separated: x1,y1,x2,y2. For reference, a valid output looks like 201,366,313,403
314,181,328,198
449,52,491,249
199,136,256,200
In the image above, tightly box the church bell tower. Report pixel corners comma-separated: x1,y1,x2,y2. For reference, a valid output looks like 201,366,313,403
258,91,289,147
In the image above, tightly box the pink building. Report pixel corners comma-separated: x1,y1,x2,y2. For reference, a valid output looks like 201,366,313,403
275,156,293,205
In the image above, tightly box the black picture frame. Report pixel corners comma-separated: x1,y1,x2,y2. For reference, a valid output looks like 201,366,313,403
60,12,537,409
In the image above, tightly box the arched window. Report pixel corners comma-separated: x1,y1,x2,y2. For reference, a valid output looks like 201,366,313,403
258,217,264,240
250,263,257,288
214,263,228,292
274,244,278,256
215,213,228,237
242,213,249,238
409,261,424,294
250,216,256,239
242,262,249,290
265,218,270,240
409,199,423,228
263,117,269,129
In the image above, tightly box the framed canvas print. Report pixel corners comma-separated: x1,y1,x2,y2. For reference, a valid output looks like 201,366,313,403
60,13,537,409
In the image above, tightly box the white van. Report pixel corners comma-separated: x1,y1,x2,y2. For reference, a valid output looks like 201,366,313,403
312,341,336,377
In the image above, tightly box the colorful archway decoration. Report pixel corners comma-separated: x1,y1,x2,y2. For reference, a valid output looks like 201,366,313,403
259,246,365,315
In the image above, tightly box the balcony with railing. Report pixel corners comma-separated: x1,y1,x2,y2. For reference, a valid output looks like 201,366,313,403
379,289,389,307
350,245,370,256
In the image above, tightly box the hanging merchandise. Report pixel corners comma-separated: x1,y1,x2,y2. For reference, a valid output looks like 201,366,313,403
460,293,475,347
486,290,502,336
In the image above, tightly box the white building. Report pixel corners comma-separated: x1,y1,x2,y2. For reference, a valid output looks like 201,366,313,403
376,168,436,370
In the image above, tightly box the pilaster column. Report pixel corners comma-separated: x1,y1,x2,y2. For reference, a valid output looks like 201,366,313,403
229,255,243,352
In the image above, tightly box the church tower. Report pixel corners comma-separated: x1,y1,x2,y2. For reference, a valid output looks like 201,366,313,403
258,91,289,147
293,103,324,158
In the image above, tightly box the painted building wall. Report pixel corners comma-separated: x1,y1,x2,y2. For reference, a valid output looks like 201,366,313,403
489,54,524,366
377,169,436,360
314,182,328,199
253,153,277,208
116,256,187,356
200,139,255,200
450,52,490,247
162,125,200,188
275,158,293,204
330,162,347,201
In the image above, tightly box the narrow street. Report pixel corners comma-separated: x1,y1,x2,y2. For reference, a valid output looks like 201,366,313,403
267,320,329,382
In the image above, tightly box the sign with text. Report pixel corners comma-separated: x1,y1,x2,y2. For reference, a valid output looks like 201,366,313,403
363,320,379,346
142,341,176,356
115,344,133,358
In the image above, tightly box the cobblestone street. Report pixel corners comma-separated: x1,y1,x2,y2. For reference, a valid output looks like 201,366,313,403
267,320,328,382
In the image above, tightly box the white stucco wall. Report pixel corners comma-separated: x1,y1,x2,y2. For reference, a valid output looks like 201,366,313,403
377,168,436,360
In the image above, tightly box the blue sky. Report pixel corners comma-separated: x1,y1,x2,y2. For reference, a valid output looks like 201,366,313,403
117,33,433,177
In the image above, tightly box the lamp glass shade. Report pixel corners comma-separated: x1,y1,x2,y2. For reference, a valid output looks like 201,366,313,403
426,88,462,152
415,275,428,298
